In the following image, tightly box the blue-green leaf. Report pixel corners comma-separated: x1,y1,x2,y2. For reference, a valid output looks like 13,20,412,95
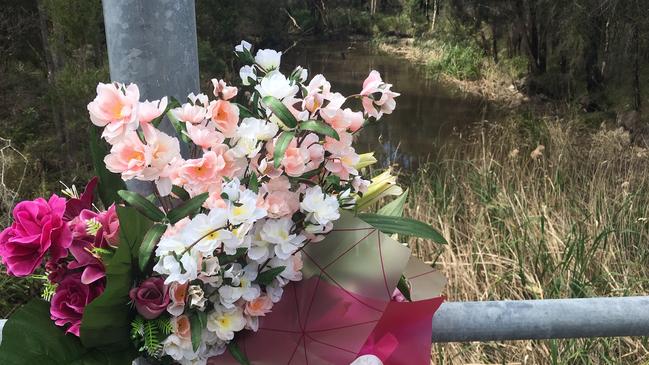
118,190,166,222
358,213,447,243
167,192,208,224
262,96,297,128
138,223,167,272
273,131,295,168
299,120,340,140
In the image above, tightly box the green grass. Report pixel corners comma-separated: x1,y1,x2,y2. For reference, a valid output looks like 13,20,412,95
405,117,649,364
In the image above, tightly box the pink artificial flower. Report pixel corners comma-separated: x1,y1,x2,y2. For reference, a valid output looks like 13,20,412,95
360,70,400,120
320,107,364,132
212,79,238,101
185,121,225,150
324,133,359,180
172,315,192,341
176,147,239,195
391,288,407,302
67,241,105,285
87,82,140,144
64,177,97,221
167,282,189,316
210,100,239,138
129,277,170,320
245,294,273,316
262,176,300,219
50,271,104,336
273,133,323,177
140,129,181,181
0,195,72,276
96,204,120,246
104,131,152,181
171,103,207,125
138,97,168,140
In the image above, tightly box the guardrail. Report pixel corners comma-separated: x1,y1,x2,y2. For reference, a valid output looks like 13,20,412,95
3,296,649,345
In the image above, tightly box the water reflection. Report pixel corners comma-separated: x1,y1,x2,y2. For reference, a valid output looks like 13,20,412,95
283,41,493,170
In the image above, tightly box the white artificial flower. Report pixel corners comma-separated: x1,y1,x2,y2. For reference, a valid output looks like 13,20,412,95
228,189,267,225
352,176,370,193
235,40,252,53
254,49,282,70
261,217,306,259
291,66,308,83
221,221,253,255
300,185,341,225
247,220,274,263
255,71,299,100
198,256,222,287
237,117,279,141
188,285,207,311
155,236,187,256
269,252,303,283
218,263,260,308
231,136,262,159
266,280,284,303
188,92,210,107
181,208,232,255
153,253,198,285
206,305,247,341
350,354,384,365
162,334,197,362
239,65,256,86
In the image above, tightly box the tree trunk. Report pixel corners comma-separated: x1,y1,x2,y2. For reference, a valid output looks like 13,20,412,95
632,23,641,111
431,0,438,32
491,23,499,64
36,0,66,151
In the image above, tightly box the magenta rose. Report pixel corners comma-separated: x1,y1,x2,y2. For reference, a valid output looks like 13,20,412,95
129,277,170,319
0,195,72,276
50,271,105,336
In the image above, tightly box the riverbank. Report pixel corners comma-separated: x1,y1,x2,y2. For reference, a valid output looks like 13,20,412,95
374,37,529,109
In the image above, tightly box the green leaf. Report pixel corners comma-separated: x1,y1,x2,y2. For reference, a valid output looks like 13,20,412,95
219,247,248,265
138,224,168,272
358,213,447,244
89,126,126,207
396,275,412,302
255,266,285,286
172,185,191,201
273,131,295,168
0,300,136,365
189,311,207,352
166,110,191,143
377,189,409,217
299,120,340,140
235,103,256,118
167,192,209,224
248,172,260,193
228,341,251,365
80,206,152,348
118,190,166,222
262,96,297,128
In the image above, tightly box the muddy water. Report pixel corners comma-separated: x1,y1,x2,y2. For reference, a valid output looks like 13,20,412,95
284,41,494,169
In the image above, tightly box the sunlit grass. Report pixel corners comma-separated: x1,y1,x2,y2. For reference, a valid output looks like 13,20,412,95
406,117,649,364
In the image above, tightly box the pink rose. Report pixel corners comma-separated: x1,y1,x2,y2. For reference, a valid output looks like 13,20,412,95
50,271,105,336
0,195,72,276
129,277,170,320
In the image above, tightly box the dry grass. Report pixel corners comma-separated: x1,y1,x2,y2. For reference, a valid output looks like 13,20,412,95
406,117,649,364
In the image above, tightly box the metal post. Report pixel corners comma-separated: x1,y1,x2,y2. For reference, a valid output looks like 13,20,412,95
431,296,649,342
102,0,200,194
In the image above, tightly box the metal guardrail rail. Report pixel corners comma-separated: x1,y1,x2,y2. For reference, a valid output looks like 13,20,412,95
2,296,649,344
431,296,649,342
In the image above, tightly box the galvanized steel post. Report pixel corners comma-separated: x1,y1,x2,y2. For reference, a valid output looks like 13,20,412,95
102,0,199,194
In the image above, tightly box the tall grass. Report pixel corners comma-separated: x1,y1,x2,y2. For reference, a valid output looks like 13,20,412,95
406,117,649,364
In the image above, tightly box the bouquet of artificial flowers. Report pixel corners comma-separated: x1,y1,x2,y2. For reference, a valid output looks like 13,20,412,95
0,41,445,365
